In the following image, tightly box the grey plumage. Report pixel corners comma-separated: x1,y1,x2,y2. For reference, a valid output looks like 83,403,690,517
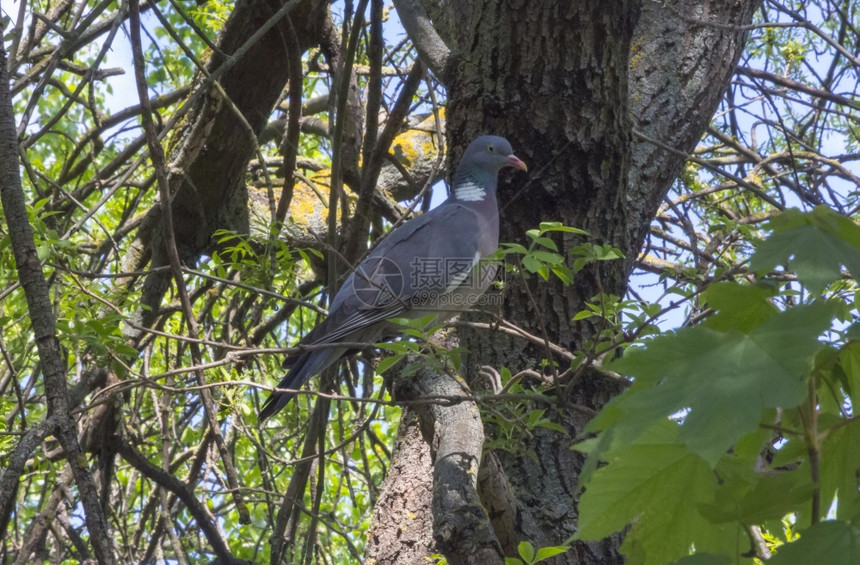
259,135,527,421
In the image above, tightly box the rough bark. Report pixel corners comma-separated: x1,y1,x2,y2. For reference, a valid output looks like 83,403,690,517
627,0,763,273
371,367,503,565
368,0,763,563
364,411,436,564
418,370,502,563
448,2,639,559
446,0,639,355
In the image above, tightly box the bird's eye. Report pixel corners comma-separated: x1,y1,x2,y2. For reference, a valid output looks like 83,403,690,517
487,144,495,153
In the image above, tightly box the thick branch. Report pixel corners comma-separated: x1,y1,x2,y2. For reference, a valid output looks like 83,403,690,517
274,14,304,223
392,0,453,80
627,0,762,267
126,0,327,334
364,410,436,563
404,368,504,565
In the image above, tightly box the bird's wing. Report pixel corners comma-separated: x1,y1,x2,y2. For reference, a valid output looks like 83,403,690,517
305,203,487,345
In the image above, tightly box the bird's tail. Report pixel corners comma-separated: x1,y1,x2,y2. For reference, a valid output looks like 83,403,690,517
258,346,346,422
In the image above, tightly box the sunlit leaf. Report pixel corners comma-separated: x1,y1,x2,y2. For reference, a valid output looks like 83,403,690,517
769,519,860,565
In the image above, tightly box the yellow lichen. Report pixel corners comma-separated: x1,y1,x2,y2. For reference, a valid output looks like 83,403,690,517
389,110,446,168
629,38,644,71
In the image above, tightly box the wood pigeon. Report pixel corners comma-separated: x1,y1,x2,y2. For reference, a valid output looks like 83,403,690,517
259,135,527,421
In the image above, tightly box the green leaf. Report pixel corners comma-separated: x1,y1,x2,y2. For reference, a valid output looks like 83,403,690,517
518,541,535,563
534,546,568,562
594,245,624,261
572,257,588,273
667,555,732,565
532,236,558,251
400,328,427,339
700,282,778,333
838,341,860,410
401,362,425,377
526,409,545,426
534,420,567,434
750,206,860,294
538,222,588,235
820,419,860,520
578,422,732,565
769,519,860,565
700,459,813,524
375,355,401,374
573,427,613,484
531,250,564,265
601,301,837,465
501,242,529,255
551,265,574,285
522,255,543,273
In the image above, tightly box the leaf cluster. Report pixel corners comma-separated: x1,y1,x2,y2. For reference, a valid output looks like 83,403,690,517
576,206,860,564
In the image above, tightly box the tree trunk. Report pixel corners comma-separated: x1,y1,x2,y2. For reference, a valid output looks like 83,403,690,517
369,0,761,562
448,3,638,561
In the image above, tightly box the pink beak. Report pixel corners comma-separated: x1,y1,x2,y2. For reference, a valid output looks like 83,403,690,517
507,154,528,172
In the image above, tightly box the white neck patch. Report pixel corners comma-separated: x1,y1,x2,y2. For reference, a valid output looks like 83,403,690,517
454,180,486,201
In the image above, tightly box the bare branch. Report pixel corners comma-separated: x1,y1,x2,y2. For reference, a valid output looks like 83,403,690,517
737,66,860,110
109,435,243,564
